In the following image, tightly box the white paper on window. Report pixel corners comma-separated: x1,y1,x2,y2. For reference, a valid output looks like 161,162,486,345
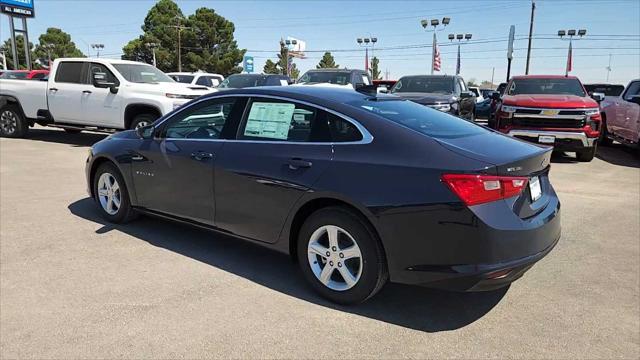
244,102,296,140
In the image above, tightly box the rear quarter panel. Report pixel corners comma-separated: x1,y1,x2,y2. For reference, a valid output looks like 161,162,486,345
0,79,48,118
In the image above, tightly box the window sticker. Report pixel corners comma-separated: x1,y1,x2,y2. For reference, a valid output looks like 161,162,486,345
362,75,370,85
244,102,296,140
280,79,289,86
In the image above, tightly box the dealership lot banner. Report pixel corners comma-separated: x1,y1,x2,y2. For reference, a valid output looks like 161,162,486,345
0,0,34,17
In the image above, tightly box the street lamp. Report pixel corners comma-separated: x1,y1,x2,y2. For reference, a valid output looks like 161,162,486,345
356,36,377,74
145,42,158,67
280,38,298,77
558,28,586,75
43,43,55,67
91,43,104,58
448,33,472,75
420,17,450,74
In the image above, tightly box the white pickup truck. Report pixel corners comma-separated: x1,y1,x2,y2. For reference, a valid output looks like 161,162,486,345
0,58,213,138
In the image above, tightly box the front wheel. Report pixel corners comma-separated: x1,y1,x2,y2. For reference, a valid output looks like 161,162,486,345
577,145,597,162
93,162,137,223
130,113,158,130
0,104,28,138
297,207,388,304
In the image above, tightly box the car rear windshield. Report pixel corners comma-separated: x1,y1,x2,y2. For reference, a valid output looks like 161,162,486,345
391,77,454,94
584,84,625,96
170,75,195,84
349,99,488,139
507,78,586,96
113,64,174,83
298,71,352,85
218,75,266,88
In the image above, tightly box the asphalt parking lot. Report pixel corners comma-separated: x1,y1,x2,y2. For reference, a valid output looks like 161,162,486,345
1,127,638,359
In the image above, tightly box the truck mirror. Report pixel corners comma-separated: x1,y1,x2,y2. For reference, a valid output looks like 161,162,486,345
629,95,640,106
136,124,155,139
93,72,117,92
591,92,605,103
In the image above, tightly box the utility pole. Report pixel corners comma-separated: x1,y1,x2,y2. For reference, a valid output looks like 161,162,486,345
170,17,189,72
491,67,495,86
525,0,536,75
146,43,158,67
606,53,612,82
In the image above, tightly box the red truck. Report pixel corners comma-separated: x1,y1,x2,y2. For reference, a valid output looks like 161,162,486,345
492,75,602,162
598,79,640,149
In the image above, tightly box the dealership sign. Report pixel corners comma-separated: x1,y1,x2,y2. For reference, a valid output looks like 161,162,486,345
0,0,34,17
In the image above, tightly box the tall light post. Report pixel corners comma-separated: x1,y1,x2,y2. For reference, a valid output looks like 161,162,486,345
558,29,586,76
280,38,297,77
448,33,472,75
356,36,377,74
145,42,158,67
91,43,104,58
0,46,7,71
421,17,450,74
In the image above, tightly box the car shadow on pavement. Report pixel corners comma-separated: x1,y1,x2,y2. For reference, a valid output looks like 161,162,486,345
596,144,639,168
22,128,107,147
68,197,507,333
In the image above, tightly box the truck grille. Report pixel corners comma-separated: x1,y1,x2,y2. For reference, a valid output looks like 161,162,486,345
511,118,585,128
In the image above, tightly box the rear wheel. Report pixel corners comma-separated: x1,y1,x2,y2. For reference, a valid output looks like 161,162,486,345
0,104,28,138
297,207,388,304
577,145,597,162
130,113,157,130
93,162,137,223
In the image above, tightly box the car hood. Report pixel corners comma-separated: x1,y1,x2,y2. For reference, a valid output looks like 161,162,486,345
124,82,214,96
502,94,598,108
391,92,455,104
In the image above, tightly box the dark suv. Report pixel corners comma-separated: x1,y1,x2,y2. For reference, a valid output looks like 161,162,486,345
218,74,292,89
390,75,476,121
297,69,372,90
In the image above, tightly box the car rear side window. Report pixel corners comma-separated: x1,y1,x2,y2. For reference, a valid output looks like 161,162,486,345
55,62,87,84
328,114,363,142
350,99,487,139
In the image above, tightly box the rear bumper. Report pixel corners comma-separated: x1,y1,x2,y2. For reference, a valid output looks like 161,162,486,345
507,129,596,150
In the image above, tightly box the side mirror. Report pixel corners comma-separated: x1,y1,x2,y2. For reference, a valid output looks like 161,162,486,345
490,91,501,101
591,92,605,103
459,91,474,99
377,87,389,94
93,72,119,93
136,124,155,139
629,95,640,105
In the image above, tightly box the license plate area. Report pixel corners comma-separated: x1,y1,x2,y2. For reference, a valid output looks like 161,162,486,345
529,176,542,202
538,135,556,144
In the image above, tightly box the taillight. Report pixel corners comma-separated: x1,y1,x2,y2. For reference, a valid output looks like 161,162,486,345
441,174,529,206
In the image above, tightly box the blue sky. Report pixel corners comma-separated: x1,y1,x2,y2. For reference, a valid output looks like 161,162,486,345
1,0,639,84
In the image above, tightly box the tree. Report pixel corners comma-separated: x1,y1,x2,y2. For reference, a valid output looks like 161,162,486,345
263,59,279,74
263,40,299,79
467,78,479,87
369,56,382,80
1,35,34,69
122,0,245,75
316,51,338,69
33,28,84,65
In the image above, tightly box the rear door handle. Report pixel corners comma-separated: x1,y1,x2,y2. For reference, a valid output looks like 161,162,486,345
191,151,214,161
49,88,58,92
288,158,312,170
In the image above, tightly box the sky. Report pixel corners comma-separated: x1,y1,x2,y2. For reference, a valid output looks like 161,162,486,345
1,0,639,85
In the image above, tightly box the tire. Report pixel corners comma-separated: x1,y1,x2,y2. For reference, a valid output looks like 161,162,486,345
297,207,388,304
93,162,138,223
577,145,597,162
64,128,82,134
0,103,28,138
469,110,476,122
599,115,613,146
129,113,157,130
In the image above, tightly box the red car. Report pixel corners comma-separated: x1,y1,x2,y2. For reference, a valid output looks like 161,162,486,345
0,70,49,80
493,75,602,162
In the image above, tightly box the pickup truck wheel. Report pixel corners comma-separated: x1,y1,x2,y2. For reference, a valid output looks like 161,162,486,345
130,114,157,130
93,162,138,223
599,117,613,146
577,145,597,162
0,104,28,138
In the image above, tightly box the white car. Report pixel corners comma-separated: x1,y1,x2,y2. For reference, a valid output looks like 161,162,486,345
468,86,485,103
296,69,372,90
0,58,214,137
167,72,224,89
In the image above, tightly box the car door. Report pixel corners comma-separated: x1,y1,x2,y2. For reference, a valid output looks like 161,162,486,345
48,61,91,124
82,63,122,128
214,96,334,243
619,81,640,141
131,96,245,225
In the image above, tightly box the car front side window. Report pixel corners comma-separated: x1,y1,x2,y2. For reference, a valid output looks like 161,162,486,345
623,81,640,101
162,98,239,140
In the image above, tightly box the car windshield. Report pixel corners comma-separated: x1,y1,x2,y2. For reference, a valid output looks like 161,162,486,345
113,63,174,83
0,71,28,79
298,71,352,85
584,84,625,96
507,78,586,96
218,75,265,88
349,99,488,139
391,77,454,94
170,75,195,84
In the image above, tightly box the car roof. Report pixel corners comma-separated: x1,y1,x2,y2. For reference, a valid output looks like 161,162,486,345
304,68,366,73
56,58,148,66
204,85,374,103
399,74,458,79
511,75,579,80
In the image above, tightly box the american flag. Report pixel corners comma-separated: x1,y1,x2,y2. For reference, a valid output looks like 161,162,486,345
433,42,441,72
565,41,573,75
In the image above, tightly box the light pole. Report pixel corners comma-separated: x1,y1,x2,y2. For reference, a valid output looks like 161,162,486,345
0,46,7,71
145,42,158,67
421,17,450,74
43,43,55,67
448,33,472,75
356,36,377,74
558,29,586,76
91,43,104,58
280,38,297,77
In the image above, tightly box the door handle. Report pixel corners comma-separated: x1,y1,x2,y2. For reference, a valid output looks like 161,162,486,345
82,90,92,94
190,151,214,161
49,88,58,92
288,158,312,170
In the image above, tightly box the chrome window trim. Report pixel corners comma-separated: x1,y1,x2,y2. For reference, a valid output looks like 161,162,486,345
155,93,373,145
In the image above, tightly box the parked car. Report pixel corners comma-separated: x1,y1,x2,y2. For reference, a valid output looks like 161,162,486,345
217,74,291,89
85,86,560,304
488,82,509,126
598,79,640,149
468,86,485,103
297,69,372,90
390,75,476,121
584,83,625,97
493,75,602,161
0,58,212,138
480,88,495,99
372,79,397,93
475,98,492,119
0,69,49,80
167,72,224,88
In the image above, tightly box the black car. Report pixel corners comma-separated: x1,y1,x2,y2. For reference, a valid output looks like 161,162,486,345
86,86,561,304
390,75,476,121
297,69,372,90
218,74,291,89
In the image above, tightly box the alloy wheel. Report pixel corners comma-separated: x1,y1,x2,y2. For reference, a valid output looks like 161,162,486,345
0,110,18,135
97,173,121,215
307,225,363,291
134,121,150,130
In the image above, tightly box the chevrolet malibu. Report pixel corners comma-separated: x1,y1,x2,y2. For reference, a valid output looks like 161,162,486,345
86,86,561,304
